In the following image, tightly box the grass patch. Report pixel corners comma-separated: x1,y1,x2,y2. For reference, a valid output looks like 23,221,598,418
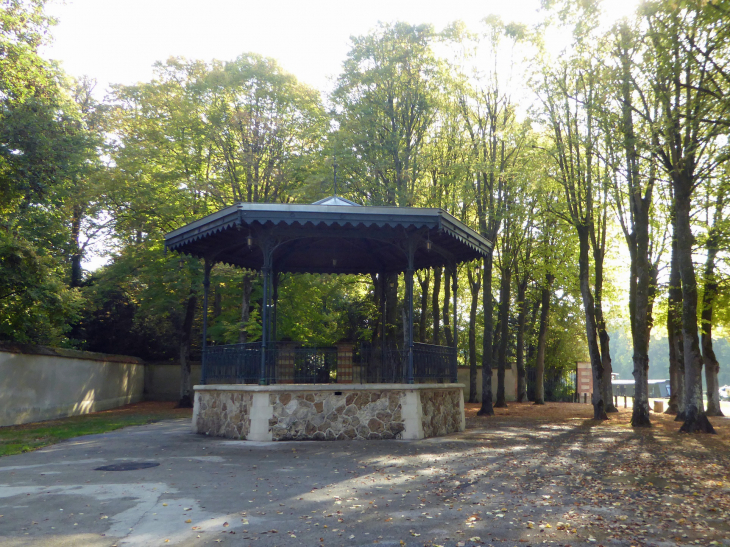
0,401,192,457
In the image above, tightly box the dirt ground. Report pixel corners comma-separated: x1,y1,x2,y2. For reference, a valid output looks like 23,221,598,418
464,401,730,443
462,401,730,546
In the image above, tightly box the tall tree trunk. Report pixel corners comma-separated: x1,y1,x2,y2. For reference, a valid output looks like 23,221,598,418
598,329,616,411
526,297,540,365
417,271,430,343
675,179,715,433
213,285,222,319
238,272,254,343
515,276,528,402
70,204,83,288
702,233,724,417
577,225,607,420
370,272,383,358
443,265,453,347
616,36,653,426
477,253,495,415
467,266,481,403
534,274,553,405
432,267,441,345
594,249,616,413
178,291,197,408
492,310,501,364
495,265,511,408
666,237,685,417
629,212,653,427
385,273,399,346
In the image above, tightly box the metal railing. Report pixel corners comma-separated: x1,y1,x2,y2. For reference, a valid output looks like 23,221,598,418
205,342,267,384
292,347,338,384
203,341,457,385
413,342,458,382
357,343,457,384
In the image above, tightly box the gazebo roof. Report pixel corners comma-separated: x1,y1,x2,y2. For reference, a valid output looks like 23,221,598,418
164,200,492,274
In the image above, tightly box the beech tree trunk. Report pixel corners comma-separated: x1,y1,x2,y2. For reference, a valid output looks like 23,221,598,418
594,247,616,413
577,225,607,420
238,272,254,343
467,266,481,403
526,298,540,365
702,232,724,417
432,267,441,345
495,264,511,408
70,204,83,288
385,272,399,345
515,276,528,403
674,178,715,433
666,237,685,417
534,274,553,405
478,253,495,416
598,328,616,412
178,291,197,408
443,265,453,347
417,271,430,343
629,210,653,427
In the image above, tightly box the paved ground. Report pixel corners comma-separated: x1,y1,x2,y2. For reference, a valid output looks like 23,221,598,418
1,404,729,547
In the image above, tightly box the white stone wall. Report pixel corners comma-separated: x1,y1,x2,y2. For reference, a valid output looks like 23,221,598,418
0,347,144,426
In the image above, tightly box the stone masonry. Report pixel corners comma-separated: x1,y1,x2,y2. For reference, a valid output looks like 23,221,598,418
194,390,252,439
192,385,465,441
420,389,462,438
269,390,404,441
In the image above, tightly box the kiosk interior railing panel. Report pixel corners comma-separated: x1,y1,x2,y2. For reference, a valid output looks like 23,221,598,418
204,342,457,384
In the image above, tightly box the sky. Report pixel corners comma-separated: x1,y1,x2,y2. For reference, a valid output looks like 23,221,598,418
43,0,641,98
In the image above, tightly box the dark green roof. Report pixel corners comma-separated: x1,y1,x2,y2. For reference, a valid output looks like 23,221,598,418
165,202,492,274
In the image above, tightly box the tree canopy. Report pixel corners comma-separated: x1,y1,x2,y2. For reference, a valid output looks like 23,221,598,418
2,0,729,429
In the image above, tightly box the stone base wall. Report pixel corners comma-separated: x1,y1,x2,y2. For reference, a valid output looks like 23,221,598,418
269,390,404,441
192,384,465,442
420,389,463,438
194,390,252,439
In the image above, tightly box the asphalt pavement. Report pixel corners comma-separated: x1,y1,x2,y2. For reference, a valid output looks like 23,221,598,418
1,415,729,547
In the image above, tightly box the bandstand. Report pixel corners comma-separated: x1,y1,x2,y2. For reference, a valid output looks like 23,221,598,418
164,196,492,441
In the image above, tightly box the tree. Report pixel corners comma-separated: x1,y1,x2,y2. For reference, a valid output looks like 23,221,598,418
536,51,609,420
640,1,730,432
603,22,667,426
332,22,441,346
699,170,728,416
107,55,326,405
0,0,93,345
449,18,529,415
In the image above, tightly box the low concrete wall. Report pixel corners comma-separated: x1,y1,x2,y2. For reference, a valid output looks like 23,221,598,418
0,343,144,426
192,384,465,441
457,363,517,403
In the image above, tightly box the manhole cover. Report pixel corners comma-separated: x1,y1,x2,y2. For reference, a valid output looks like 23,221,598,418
95,462,160,471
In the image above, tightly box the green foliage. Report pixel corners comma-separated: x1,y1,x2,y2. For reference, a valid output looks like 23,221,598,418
0,1,99,345
276,274,376,346
2,0,729,398
332,22,440,206
0,229,83,344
